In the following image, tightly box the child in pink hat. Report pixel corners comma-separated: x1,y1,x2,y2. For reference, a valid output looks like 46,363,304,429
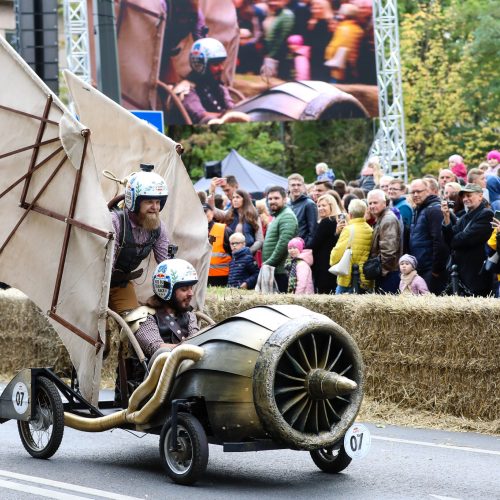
486,150,500,176
448,154,468,183
285,237,314,294
287,35,311,81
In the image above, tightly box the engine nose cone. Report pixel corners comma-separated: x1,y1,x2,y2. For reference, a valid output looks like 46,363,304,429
306,369,358,400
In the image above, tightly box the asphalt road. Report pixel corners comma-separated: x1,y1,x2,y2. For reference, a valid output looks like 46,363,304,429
0,417,499,500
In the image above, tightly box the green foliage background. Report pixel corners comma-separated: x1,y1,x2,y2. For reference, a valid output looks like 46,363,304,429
170,0,499,184
400,0,500,176
170,120,375,184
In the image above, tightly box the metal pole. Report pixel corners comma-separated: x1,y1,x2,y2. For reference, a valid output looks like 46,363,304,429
279,122,286,177
92,0,121,103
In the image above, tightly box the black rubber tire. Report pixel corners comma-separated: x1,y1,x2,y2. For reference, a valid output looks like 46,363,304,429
310,443,352,473
18,376,64,459
159,412,208,486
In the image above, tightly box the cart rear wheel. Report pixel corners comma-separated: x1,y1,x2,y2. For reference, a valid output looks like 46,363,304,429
159,412,208,485
18,376,64,459
310,443,352,473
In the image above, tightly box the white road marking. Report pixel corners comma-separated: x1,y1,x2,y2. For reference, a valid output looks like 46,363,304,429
0,478,89,499
429,495,461,500
0,469,144,500
372,435,500,456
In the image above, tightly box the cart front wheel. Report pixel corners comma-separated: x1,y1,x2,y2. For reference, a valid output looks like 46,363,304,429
310,443,352,473
18,376,64,459
159,412,208,485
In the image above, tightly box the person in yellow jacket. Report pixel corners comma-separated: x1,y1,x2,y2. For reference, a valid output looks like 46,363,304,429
204,204,233,286
330,199,373,293
324,4,364,82
487,216,499,297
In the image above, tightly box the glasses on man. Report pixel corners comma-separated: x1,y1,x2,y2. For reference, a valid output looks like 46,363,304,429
230,241,245,246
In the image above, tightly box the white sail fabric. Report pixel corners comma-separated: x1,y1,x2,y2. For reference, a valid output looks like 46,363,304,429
63,71,211,309
0,37,113,404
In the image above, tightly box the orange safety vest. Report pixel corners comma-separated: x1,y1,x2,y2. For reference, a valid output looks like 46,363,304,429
209,223,231,277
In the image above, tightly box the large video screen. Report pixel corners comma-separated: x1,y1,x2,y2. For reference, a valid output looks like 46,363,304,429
111,0,378,125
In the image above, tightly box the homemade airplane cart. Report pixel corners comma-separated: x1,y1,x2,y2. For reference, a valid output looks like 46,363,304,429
0,305,364,485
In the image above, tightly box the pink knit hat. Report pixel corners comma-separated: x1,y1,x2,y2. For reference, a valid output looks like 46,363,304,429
487,150,500,162
288,237,305,252
287,35,304,47
449,154,467,181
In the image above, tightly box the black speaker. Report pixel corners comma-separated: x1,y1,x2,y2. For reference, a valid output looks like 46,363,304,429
204,161,222,179
15,0,59,94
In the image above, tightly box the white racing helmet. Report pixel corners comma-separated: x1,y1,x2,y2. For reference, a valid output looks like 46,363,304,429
189,38,227,76
124,168,168,213
152,259,198,301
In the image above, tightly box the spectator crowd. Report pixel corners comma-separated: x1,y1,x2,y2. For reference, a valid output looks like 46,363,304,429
235,0,377,84
200,150,500,298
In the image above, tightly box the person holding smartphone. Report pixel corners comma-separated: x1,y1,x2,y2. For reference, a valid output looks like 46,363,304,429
441,184,495,296
487,214,500,297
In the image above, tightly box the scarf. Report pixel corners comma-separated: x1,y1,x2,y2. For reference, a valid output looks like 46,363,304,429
286,257,298,293
400,270,418,292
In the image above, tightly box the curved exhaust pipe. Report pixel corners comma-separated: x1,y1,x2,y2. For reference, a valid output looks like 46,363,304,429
64,345,204,432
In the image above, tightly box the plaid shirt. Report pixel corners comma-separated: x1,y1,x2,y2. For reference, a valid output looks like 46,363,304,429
135,312,199,358
111,209,170,269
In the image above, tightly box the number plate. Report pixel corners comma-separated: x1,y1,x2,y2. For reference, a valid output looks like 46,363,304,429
344,423,371,460
12,382,29,414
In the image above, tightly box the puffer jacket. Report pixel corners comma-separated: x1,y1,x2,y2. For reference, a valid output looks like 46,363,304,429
295,249,314,294
330,218,373,288
228,246,260,289
262,206,298,274
370,208,402,276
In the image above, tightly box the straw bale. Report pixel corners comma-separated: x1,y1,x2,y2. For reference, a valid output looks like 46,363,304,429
200,289,500,421
1,287,499,424
0,289,70,377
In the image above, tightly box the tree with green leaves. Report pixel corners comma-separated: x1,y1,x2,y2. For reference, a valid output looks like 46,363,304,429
400,0,500,176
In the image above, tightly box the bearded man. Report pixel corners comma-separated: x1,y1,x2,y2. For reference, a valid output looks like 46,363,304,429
109,165,171,314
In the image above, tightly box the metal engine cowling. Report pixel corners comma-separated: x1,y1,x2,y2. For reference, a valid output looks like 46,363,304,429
172,305,364,450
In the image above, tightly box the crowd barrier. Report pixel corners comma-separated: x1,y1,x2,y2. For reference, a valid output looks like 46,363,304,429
1,288,499,423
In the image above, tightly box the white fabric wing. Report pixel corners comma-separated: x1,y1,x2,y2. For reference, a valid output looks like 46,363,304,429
0,37,113,404
63,71,211,309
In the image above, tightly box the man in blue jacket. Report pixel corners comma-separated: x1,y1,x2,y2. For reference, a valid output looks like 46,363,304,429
288,173,318,248
408,179,450,294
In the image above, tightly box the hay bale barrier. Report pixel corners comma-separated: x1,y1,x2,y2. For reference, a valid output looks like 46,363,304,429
1,288,499,432
0,289,71,377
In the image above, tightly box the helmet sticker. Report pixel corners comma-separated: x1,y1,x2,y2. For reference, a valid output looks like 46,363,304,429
152,259,198,301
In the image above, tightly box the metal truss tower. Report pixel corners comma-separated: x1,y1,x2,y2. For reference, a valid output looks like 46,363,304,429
63,0,91,83
371,0,408,181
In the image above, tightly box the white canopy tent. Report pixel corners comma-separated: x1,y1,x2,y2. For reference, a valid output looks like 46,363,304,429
194,149,288,195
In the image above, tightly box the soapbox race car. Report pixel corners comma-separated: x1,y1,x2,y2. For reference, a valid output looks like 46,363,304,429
0,304,364,485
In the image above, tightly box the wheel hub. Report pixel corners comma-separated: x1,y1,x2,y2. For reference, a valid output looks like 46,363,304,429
170,436,190,462
31,407,53,431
